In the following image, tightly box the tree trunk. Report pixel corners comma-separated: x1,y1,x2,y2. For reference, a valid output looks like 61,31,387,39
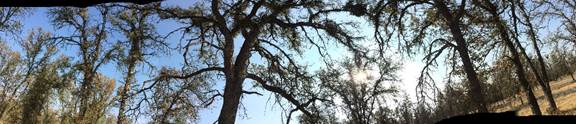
505,45,542,115
530,18,553,87
434,0,489,113
216,18,260,123
117,61,136,124
217,40,255,124
484,1,542,114
78,68,95,123
77,19,95,123
217,78,244,124
510,36,558,113
514,0,558,112
117,29,142,124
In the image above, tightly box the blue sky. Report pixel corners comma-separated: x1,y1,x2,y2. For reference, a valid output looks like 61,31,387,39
6,0,538,124
3,0,422,124
9,1,327,123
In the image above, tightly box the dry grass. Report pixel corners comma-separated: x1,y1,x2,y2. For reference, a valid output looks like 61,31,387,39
490,73,576,116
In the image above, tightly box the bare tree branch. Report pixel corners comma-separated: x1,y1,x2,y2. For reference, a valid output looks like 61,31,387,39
133,67,224,95
245,73,314,117
242,90,263,96
165,67,224,79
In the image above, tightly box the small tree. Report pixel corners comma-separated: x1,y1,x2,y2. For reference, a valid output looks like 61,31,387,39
110,3,165,124
316,58,399,124
49,6,120,123
19,29,73,124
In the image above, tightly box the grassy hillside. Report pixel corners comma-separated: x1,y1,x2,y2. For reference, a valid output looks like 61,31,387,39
490,73,576,115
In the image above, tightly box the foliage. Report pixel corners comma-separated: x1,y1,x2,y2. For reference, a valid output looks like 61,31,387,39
0,0,574,124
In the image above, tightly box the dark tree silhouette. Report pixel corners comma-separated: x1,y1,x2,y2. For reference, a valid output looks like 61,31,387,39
509,0,558,112
472,0,541,115
369,0,490,112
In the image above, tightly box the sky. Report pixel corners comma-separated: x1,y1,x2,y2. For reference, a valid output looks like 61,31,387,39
3,0,451,124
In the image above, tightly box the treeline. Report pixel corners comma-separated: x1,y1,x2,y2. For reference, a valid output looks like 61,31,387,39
0,0,575,124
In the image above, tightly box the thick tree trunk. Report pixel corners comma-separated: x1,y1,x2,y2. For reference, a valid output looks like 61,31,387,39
216,18,260,123
434,0,489,113
217,78,244,124
217,39,256,124
217,24,239,123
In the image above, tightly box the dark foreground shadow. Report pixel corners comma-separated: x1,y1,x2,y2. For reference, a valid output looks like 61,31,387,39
436,111,576,124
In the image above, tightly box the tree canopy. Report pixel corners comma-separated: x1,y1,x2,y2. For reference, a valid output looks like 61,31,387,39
0,0,575,124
